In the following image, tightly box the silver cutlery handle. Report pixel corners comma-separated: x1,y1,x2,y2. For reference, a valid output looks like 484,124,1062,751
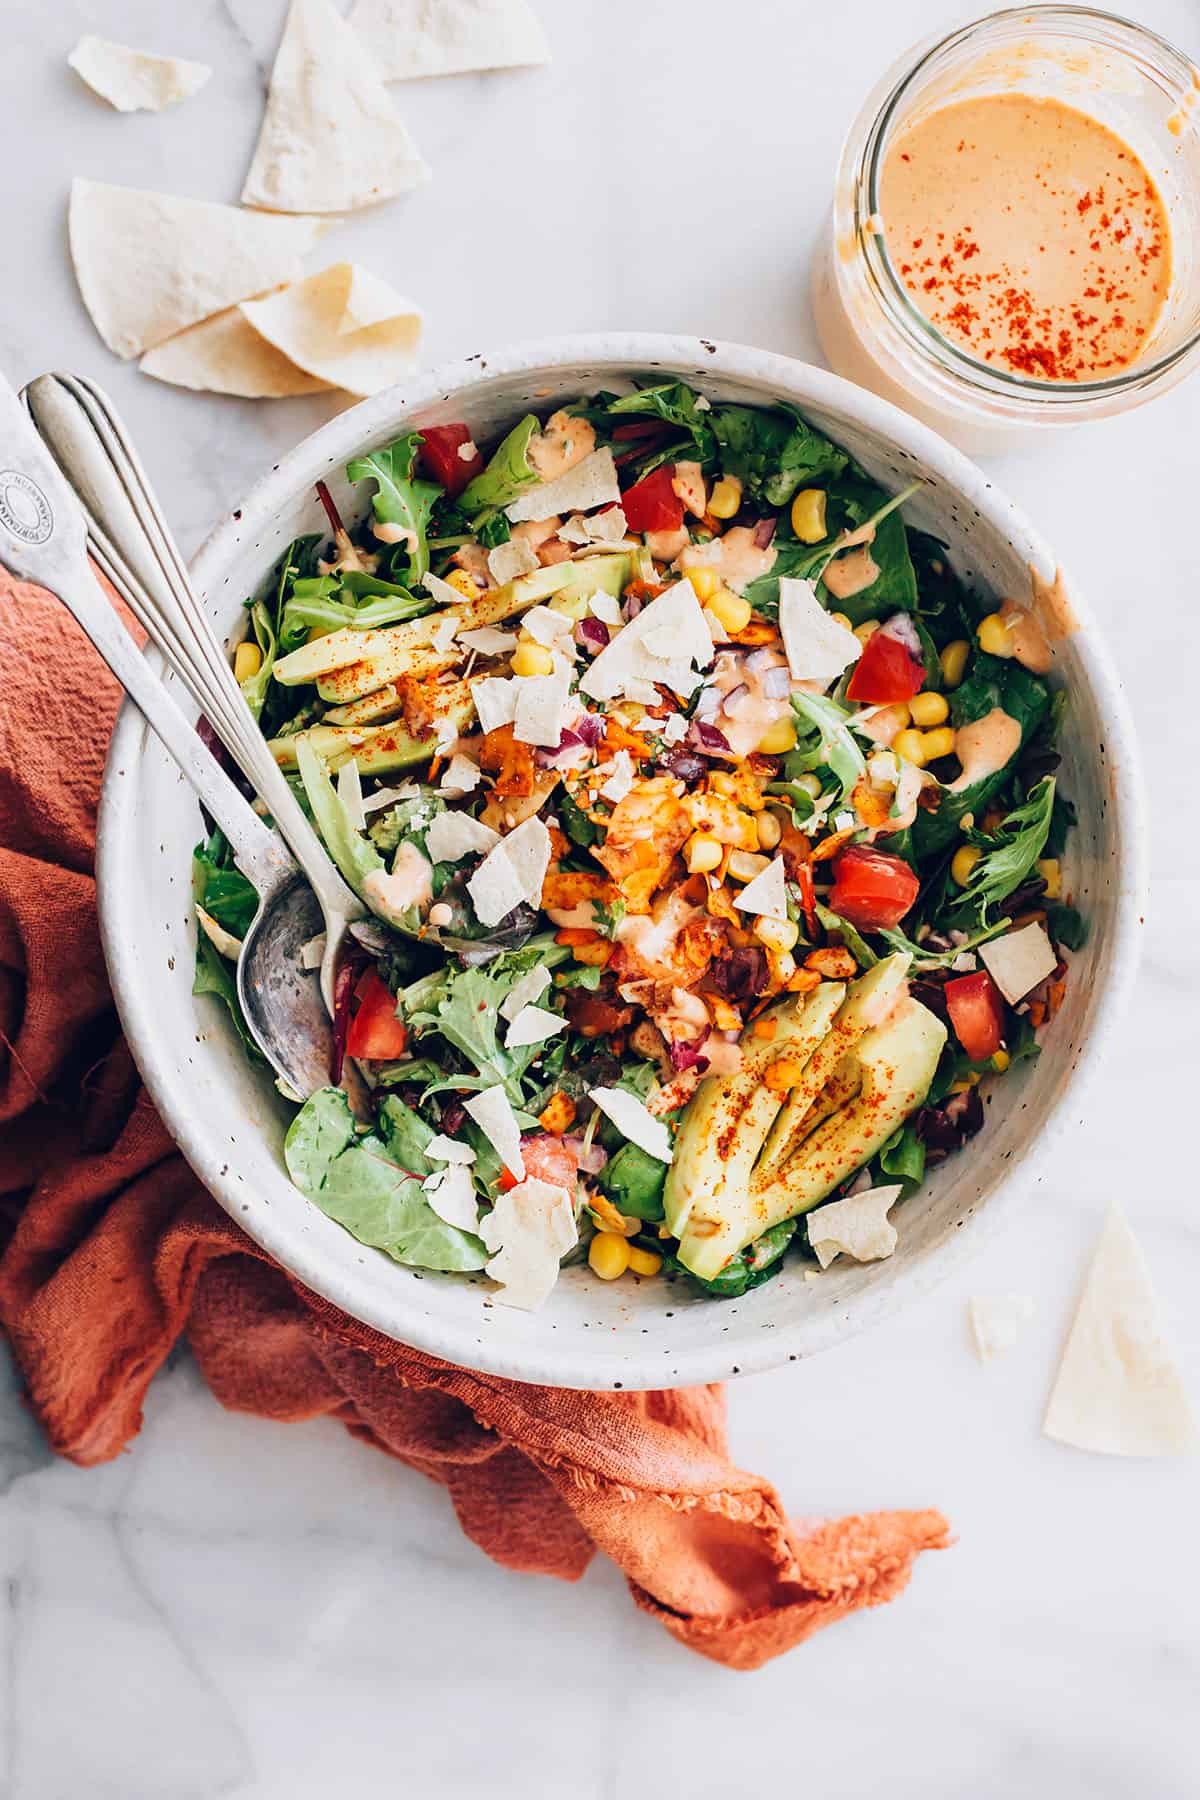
59,568,293,891
22,373,362,926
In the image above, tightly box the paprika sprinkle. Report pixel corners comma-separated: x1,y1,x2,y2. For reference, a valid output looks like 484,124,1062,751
879,94,1171,382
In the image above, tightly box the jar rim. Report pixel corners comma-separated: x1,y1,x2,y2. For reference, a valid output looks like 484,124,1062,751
854,4,1200,407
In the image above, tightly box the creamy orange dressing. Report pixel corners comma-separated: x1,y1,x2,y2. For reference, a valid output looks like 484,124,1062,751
880,94,1171,380
949,707,1023,791
999,599,1054,673
823,544,880,599
709,648,791,758
681,527,777,594
527,410,595,480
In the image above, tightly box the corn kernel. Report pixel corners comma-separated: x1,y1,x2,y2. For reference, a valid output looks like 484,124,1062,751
919,726,957,762
708,475,743,519
757,716,797,755
754,915,799,954
977,612,1015,658
1037,857,1062,899
893,728,928,767
444,568,478,600
686,832,723,874
829,612,853,632
512,640,555,677
950,844,982,887
854,618,881,644
940,638,970,688
588,1232,631,1281
755,809,783,851
234,640,262,682
689,566,719,602
909,690,949,728
628,1246,663,1278
991,1050,1011,1074
790,487,827,543
727,849,769,883
707,586,752,633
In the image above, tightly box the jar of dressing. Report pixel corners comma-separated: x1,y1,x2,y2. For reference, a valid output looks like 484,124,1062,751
813,6,1200,453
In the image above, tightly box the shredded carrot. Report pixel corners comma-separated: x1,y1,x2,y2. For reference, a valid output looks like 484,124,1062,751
555,927,600,947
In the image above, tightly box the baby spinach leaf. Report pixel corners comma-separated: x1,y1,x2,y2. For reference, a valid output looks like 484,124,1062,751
598,1142,666,1221
284,1088,486,1271
878,1121,926,1192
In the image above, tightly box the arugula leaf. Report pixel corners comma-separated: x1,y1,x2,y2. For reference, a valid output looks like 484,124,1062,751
816,902,879,970
347,433,441,582
404,955,568,1104
789,691,866,803
558,789,599,848
460,414,540,513
476,510,511,549
241,533,322,730
284,1088,486,1271
710,406,847,506
745,479,919,618
910,655,1051,860
280,572,431,642
606,383,716,462
594,898,627,940
556,964,603,991
877,918,1011,969
295,738,384,900
952,777,1056,923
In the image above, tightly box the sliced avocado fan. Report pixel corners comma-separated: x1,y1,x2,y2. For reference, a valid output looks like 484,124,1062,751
664,954,946,1282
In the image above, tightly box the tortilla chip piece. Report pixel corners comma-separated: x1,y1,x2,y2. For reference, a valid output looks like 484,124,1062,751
69,178,325,360
68,35,212,111
349,0,550,82
238,263,422,396
139,303,332,397
241,0,430,214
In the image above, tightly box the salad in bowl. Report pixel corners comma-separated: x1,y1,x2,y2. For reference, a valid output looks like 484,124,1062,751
196,380,1084,1312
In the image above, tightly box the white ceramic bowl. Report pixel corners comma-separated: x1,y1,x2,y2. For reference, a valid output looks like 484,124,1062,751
97,335,1146,1390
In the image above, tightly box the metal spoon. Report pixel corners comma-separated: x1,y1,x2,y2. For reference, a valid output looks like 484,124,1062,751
20,371,365,1019
0,372,334,1097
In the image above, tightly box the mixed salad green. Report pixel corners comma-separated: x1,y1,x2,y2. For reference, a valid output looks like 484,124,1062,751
195,384,1084,1310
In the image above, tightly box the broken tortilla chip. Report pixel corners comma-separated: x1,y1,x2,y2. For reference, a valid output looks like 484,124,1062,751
69,178,326,359
68,35,212,111
348,0,550,82
239,264,422,396
139,303,332,397
241,0,430,214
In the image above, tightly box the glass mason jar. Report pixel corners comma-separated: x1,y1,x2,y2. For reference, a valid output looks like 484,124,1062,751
813,6,1200,453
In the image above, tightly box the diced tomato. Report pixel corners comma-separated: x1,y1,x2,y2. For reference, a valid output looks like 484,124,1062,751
795,861,817,936
621,463,683,535
345,969,409,1061
418,424,482,498
498,1134,580,1194
828,845,920,931
944,970,1006,1062
846,625,925,704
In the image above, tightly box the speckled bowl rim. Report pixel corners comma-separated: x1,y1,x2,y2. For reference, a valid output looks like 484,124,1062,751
97,333,1148,1388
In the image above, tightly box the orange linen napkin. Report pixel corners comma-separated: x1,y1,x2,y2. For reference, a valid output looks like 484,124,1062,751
0,572,948,1669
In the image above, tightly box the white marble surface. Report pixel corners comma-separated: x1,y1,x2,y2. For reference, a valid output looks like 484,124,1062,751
2,1,1200,1793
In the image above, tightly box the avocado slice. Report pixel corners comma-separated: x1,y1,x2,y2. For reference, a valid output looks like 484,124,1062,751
270,690,476,776
666,955,947,1282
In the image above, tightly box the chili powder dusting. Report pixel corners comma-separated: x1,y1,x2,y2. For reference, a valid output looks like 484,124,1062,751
879,94,1171,381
